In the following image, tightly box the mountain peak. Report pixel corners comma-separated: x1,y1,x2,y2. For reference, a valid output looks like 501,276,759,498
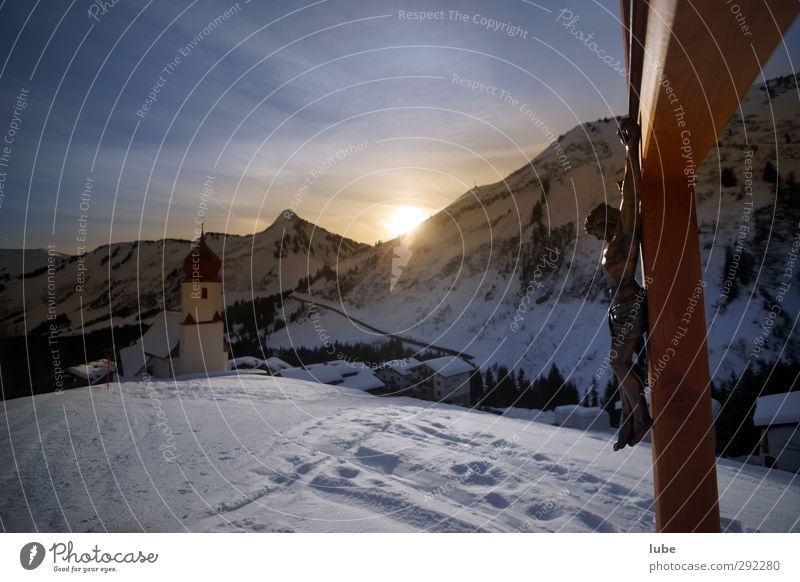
270,209,305,228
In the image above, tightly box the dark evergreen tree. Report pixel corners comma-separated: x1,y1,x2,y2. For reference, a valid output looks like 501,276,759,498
483,368,496,403
516,368,528,395
763,160,778,184
485,366,518,408
715,368,760,457
553,378,580,409
540,178,551,199
720,167,737,187
531,200,543,225
529,365,579,411
524,374,546,410
469,370,485,406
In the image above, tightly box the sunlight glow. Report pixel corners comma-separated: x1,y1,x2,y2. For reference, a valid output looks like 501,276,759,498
387,206,428,237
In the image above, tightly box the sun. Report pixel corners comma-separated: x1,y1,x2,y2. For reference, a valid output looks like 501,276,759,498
387,206,428,237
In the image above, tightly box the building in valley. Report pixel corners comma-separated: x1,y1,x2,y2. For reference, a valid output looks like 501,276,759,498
409,356,474,405
753,392,800,473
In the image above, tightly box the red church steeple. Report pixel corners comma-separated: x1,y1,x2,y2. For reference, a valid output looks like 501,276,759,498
182,228,222,283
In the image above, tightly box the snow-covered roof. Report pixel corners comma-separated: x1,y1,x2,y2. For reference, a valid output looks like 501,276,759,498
378,358,421,377
266,356,291,371
65,359,115,383
754,392,800,427
229,355,293,374
120,311,181,376
555,405,609,418
119,346,148,378
339,369,385,391
325,360,351,368
277,361,384,390
307,363,348,383
141,312,181,358
322,360,366,376
229,356,266,369
417,356,473,378
277,368,323,383
280,365,343,385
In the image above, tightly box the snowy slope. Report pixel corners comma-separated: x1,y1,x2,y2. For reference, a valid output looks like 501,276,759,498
1,376,797,533
271,76,800,390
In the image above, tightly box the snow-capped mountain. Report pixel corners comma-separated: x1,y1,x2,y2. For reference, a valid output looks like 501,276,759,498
0,212,367,336
269,75,800,390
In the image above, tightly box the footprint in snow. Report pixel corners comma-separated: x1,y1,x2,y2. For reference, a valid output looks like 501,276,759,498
576,510,616,533
576,473,602,485
526,502,565,521
451,460,491,475
450,461,503,486
335,466,360,479
602,481,633,497
544,464,569,477
483,492,511,509
491,438,517,450
295,461,320,475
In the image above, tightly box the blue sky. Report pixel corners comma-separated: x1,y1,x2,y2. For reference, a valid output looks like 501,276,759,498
0,0,797,250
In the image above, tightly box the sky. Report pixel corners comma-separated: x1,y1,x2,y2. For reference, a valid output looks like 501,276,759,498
0,0,797,250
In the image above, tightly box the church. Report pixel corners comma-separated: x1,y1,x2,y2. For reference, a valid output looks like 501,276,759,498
119,232,229,378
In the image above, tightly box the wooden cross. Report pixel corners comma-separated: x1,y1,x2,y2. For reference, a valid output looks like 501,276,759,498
620,0,798,532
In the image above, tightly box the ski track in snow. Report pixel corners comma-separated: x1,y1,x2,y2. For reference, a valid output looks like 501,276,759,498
1,377,797,533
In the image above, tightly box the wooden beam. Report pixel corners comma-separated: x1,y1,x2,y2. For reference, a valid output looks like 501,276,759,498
625,0,798,532
641,177,721,532
639,0,798,185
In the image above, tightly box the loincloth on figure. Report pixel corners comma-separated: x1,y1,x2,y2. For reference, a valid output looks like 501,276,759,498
607,285,648,345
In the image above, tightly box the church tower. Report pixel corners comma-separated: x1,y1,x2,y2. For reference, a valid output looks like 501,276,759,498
178,230,227,376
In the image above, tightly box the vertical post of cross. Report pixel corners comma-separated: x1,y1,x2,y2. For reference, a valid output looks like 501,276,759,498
640,175,721,531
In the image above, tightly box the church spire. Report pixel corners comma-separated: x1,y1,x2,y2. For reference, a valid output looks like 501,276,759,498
182,226,221,282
